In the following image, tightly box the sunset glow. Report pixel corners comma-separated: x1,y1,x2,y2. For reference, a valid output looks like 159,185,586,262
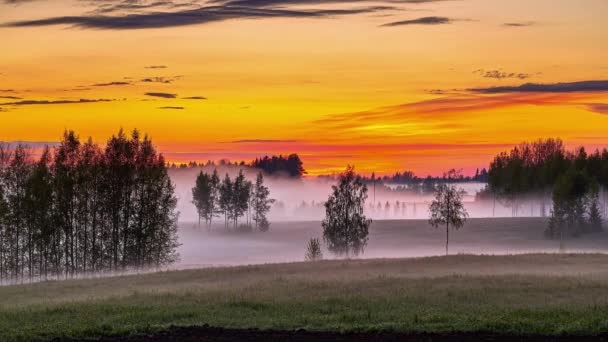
1,0,607,175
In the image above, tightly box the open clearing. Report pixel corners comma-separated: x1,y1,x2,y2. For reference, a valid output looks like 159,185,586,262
177,218,608,267
3,218,608,341
3,253,608,340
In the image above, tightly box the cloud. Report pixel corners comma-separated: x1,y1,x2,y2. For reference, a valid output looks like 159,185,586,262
92,81,132,87
213,0,446,6
473,69,532,80
470,80,608,94
232,139,298,143
504,22,535,27
145,92,177,98
0,98,115,106
3,5,396,30
158,106,184,110
587,103,608,115
140,76,181,84
0,89,16,93
0,140,60,148
145,65,168,69
91,0,191,14
381,16,452,27
183,96,207,100
0,95,22,100
314,92,599,132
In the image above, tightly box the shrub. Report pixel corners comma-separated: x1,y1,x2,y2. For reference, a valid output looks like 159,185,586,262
305,238,323,261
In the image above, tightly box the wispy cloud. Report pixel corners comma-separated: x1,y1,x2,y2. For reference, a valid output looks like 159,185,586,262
587,103,608,115
232,139,298,143
314,92,601,133
504,21,535,27
92,81,132,87
140,76,181,84
470,80,608,94
158,106,184,109
381,16,452,27
145,65,168,69
0,98,115,106
473,69,532,80
3,5,396,30
145,92,177,98
0,140,60,148
183,96,207,100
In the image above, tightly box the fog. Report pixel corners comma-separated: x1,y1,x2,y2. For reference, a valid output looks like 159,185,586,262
170,167,547,222
176,219,608,269
168,168,608,270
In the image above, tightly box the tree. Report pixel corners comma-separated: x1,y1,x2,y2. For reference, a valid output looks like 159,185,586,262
0,129,181,282
428,171,468,256
219,173,233,229
231,170,251,228
192,169,221,228
305,238,323,261
322,165,371,257
250,154,306,177
24,146,53,280
252,172,274,231
587,193,603,232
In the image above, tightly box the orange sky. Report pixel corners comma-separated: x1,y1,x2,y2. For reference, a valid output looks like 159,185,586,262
1,0,607,176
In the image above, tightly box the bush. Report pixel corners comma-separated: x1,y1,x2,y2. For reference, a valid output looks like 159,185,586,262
305,238,323,261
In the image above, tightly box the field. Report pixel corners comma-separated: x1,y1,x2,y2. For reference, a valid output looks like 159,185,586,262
2,218,608,341
177,217,608,267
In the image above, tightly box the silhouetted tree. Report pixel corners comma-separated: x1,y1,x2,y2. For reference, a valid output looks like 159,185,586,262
588,194,603,232
428,170,468,256
219,173,233,229
252,172,274,231
0,129,180,283
250,154,306,177
322,165,371,257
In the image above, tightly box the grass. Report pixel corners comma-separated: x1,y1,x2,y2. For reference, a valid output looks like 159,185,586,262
2,254,608,341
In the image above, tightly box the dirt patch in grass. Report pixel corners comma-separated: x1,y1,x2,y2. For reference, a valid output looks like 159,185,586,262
57,326,608,342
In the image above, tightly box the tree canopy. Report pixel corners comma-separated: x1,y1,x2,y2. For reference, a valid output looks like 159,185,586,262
322,165,371,257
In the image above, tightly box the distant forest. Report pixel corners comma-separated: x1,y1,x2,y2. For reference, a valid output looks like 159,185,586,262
169,154,306,178
0,130,179,283
483,138,607,238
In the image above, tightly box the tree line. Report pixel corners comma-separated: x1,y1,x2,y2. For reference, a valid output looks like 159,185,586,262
0,129,179,284
486,138,607,237
169,154,306,178
250,154,306,177
192,170,274,231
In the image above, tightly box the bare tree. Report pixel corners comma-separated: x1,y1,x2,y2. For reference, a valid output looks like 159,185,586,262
428,170,468,256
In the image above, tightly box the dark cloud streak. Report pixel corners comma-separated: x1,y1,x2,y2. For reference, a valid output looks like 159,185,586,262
381,16,452,27
3,5,397,29
145,92,177,98
470,80,608,94
0,98,115,106
158,106,185,109
183,96,207,100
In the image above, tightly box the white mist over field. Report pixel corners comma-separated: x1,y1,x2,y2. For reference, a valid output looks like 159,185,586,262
167,168,608,270
170,167,513,222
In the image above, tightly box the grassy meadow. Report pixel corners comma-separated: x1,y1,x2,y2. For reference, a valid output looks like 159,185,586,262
3,253,608,341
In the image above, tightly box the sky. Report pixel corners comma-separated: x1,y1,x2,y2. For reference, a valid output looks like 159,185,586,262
0,0,607,176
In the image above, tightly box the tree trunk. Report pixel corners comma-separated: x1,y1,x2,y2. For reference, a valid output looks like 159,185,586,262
446,222,449,256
